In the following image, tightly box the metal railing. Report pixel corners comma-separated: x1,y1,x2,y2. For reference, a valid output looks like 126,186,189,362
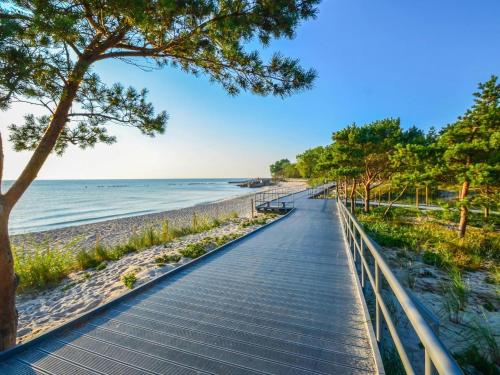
307,182,336,198
254,188,296,211
337,199,462,375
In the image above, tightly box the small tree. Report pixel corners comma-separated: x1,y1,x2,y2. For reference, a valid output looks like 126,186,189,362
353,118,403,212
329,125,363,211
296,146,324,179
390,127,438,209
438,76,500,237
283,162,301,178
270,158,292,179
0,0,319,350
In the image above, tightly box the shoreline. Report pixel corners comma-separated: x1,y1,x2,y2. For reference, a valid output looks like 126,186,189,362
12,179,307,251
11,190,251,250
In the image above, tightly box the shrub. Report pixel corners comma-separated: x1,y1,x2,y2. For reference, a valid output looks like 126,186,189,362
180,243,206,259
155,254,181,266
214,233,240,246
121,272,137,289
422,251,446,268
239,214,274,228
95,261,107,271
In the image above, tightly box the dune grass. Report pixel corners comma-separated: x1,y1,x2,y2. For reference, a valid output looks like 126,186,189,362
356,206,499,374
13,241,75,292
12,211,240,292
356,207,499,273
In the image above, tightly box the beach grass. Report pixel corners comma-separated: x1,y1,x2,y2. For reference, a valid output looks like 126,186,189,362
13,241,76,292
356,207,499,272
13,211,241,292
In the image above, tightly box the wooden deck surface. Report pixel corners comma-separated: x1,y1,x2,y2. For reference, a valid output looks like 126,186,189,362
0,193,380,374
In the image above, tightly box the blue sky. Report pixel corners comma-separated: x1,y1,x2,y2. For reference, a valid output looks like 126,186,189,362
2,0,499,179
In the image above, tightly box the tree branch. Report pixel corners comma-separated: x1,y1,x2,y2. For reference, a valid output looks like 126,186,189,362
68,112,132,124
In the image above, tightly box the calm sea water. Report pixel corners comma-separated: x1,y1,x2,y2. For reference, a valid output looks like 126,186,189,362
2,179,252,235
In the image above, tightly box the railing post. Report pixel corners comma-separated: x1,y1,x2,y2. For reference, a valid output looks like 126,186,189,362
375,261,381,342
353,227,357,262
360,239,365,289
425,350,433,375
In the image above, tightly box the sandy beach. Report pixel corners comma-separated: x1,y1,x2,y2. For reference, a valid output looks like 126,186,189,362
15,180,307,344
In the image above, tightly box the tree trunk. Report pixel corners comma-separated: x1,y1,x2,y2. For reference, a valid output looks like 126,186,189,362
388,187,391,203
0,205,16,351
364,184,371,213
484,186,490,218
416,188,419,209
425,185,429,206
349,179,357,213
383,184,409,217
458,181,470,238
344,180,348,206
0,60,89,351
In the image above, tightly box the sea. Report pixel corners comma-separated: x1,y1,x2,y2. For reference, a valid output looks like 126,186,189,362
2,179,252,235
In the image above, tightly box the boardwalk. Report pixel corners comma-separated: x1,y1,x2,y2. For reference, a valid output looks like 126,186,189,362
0,194,380,374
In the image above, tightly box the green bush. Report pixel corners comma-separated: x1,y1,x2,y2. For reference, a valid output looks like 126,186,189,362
121,272,137,289
95,261,107,271
422,251,446,268
214,233,240,246
180,243,206,259
155,253,181,265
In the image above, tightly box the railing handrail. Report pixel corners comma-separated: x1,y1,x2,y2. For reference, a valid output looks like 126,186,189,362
337,199,462,375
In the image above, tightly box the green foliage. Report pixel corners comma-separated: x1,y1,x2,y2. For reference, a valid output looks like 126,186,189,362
270,159,291,178
155,254,181,266
75,248,99,270
128,227,162,249
95,262,107,271
1,0,318,154
12,211,239,293
214,233,241,246
455,345,500,375
121,272,137,289
13,242,74,291
442,268,470,322
179,243,207,259
239,215,272,228
439,76,500,186
422,251,446,268
296,146,324,178
357,207,499,271
437,76,500,235
76,239,112,270
485,267,500,285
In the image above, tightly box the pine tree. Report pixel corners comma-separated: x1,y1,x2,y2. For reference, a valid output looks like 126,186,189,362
0,0,319,350
438,76,500,237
